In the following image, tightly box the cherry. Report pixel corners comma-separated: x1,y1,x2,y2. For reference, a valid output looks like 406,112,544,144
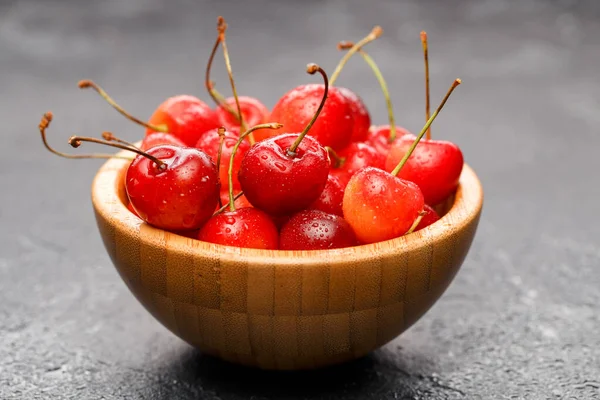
38,113,221,231
198,123,281,250
414,204,440,232
77,80,218,147
343,78,461,244
195,127,249,191
238,64,331,215
140,132,186,151
219,190,251,210
309,174,344,216
127,201,140,218
279,210,357,250
384,32,464,205
328,142,386,188
215,96,269,139
337,41,412,151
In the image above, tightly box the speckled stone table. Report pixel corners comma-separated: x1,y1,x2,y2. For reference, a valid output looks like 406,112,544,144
2,0,599,398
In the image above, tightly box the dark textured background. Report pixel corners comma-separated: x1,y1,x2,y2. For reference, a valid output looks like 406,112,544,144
2,0,600,398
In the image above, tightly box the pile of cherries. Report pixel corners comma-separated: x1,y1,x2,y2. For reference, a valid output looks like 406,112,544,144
39,19,464,251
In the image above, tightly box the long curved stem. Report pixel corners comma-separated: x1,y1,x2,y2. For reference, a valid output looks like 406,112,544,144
421,31,431,140
288,64,328,155
329,25,383,86
38,112,133,161
391,79,461,177
229,123,283,211
78,80,168,133
69,136,166,170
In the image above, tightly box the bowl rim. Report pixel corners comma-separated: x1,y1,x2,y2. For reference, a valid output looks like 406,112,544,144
91,149,483,265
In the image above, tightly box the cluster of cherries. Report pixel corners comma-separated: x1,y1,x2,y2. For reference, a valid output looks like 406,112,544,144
39,19,464,251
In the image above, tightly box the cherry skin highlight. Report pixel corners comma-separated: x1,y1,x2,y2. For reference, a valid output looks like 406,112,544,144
330,141,386,188
385,135,464,206
309,174,344,216
140,132,186,151
126,145,220,231
269,84,354,151
337,87,371,142
238,134,330,215
198,207,278,250
414,204,440,231
195,127,249,191
279,210,357,250
146,95,219,146
342,167,424,244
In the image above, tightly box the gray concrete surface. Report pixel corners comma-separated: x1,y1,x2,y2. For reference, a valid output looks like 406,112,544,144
1,0,600,398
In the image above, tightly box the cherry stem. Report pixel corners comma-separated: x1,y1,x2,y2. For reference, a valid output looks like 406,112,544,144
421,31,431,140
325,146,346,169
329,25,383,86
405,210,426,235
205,20,239,119
215,127,227,208
338,41,397,141
229,122,283,211
78,80,168,133
102,132,140,150
218,17,252,144
391,78,461,177
213,191,245,216
288,64,328,156
69,135,167,170
38,112,133,161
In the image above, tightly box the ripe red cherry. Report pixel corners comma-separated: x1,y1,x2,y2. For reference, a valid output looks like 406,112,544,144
198,207,278,249
385,135,463,205
337,87,370,142
309,174,344,216
329,142,386,188
146,95,219,146
279,210,357,250
195,127,249,191
239,64,331,215
198,122,281,250
414,204,440,231
124,145,220,231
269,84,353,151
367,125,413,155
343,78,461,244
140,132,186,151
127,201,140,217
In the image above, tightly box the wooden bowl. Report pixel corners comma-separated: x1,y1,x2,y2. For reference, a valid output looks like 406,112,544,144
91,150,483,370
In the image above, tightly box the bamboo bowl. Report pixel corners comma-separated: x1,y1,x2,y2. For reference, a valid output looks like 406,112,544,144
91,150,483,370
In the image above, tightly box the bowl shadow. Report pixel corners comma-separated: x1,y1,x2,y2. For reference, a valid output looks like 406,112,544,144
157,343,435,399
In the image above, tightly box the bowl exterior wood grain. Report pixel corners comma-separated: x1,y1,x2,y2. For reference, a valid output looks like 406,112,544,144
91,155,483,370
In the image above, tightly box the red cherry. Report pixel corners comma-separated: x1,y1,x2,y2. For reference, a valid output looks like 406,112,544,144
124,145,220,231
146,95,219,146
126,201,140,218
343,78,462,244
269,84,353,151
240,133,329,215
219,190,251,210
279,210,357,250
239,64,332,215
330,141,386,188
336,87,370,142
385,135,463,205
309,174,344,216
195,127,249,191
270,214,292,231
342,167,424,244
140,132,186,151
414,204,440,231
198,207,278,249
